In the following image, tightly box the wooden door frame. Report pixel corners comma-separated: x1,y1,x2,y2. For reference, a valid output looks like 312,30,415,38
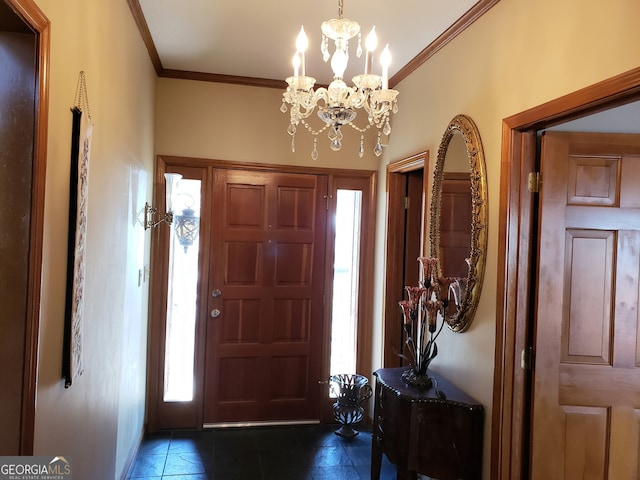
146,155,377,431
1,0,50,455
492,66,640,479
383,151,429,368
146,161,211,430
320,172,378,422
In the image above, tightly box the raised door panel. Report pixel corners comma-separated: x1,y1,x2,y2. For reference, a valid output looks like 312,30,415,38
272,299,310,342
224,242,262,285
607,407,640,479
226,184,265,228
567,156,619,206
219,298,261,344
561,230,614,365
561,406,608,480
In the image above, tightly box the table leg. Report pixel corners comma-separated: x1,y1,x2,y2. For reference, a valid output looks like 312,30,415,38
371,434,382,480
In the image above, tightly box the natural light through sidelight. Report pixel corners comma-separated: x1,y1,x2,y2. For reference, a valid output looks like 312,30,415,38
163,178,201,402
330,189,362,376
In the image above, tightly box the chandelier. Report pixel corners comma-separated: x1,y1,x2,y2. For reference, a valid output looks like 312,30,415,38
280,0,399,160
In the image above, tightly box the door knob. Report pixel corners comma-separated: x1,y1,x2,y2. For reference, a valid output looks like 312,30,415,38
210,309,221,318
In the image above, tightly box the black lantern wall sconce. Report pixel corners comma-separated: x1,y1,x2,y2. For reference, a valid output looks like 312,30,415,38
173,196,200,253
144,172,200,252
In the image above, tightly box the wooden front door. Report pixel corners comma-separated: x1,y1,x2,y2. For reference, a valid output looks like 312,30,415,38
531,131,640,478
203,169,328,424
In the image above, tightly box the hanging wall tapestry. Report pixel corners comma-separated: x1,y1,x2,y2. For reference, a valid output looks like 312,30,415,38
63,71,93,388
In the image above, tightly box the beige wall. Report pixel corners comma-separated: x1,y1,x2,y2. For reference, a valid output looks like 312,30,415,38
377,0,640,478
32,0,156,478
155,78,381,170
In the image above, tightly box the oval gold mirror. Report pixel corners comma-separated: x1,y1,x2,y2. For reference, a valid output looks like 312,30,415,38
429,114,487,332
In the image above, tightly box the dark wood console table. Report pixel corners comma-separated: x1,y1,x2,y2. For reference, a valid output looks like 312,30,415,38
371,367,484,480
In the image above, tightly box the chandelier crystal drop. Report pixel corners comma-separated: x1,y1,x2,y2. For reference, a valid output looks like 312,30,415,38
281,0,399,159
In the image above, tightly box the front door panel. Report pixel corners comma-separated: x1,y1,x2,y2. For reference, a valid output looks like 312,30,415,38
203,169,327,424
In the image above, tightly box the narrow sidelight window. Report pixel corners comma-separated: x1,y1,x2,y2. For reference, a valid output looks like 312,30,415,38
163,179,201,402
330,189,363,376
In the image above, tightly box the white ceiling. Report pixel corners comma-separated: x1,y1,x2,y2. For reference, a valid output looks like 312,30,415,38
136,0,483,86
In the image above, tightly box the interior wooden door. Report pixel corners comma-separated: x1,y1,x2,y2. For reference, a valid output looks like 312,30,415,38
383,161,426,368
403,171,426,285
531,131,640,479
203,169,328,425
0,1,47,454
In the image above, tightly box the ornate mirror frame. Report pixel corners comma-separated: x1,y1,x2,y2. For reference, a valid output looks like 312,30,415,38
429,114,488,332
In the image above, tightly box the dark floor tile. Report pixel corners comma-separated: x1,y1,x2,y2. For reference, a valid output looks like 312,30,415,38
168,431,214,455
160,475,208,480
171,430,215,443
345,445,372,466
355,453,397,480
213,427,257,452
206,472,258,480
261,464,314,480
339,431,374,451
162,452,211,476
296,424,344,447
212,448,261,475
310,464,361,479
305,446,352,468
130,424,382,479
254,425,301,450
167,439,211,455
297,423,337,434
259,446,308,470
138,435,171,456
128,454,166,478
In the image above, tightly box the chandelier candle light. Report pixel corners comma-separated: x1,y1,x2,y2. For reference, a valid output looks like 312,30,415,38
281,0,399,160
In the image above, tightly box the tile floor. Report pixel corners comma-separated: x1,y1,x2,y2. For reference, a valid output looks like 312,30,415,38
127,423,397,480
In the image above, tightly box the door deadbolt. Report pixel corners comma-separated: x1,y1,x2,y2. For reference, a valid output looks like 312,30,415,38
212,289,222,298
210,309,221,318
